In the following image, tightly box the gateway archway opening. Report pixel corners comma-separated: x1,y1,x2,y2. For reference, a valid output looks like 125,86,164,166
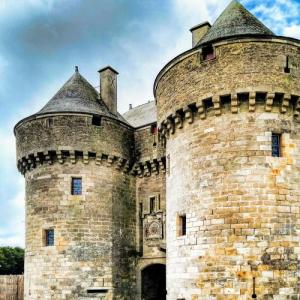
141,264,166,300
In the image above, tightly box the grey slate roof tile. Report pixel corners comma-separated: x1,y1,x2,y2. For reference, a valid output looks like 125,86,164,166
123,101,157,128
198,0,274,45
37,68,127,123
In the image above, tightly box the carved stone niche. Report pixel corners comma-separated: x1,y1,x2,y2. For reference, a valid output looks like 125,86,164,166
144,220,163,240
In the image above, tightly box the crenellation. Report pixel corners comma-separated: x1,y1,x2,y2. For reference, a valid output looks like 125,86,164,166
14,1,300,299
157,91,300,141
155,2,300,298
265,92,275,112
281,94,291,114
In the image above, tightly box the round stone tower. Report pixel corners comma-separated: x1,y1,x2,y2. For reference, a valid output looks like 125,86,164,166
155,1,300,299
15,66,137,299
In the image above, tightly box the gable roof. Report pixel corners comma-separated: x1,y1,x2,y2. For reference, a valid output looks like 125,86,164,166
198,0,274,45
123,101,157,128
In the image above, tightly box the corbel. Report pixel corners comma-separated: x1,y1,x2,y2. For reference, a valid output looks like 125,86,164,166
212,96,221,116
231,93,239,114
83,151,89,164
183,106,194,124
281,94,291,114
196,100,206,119
173,113,183,129
265,92,275,112
249,92,256,112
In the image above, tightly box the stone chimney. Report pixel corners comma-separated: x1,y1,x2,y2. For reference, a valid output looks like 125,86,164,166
190,22,211,47
98,66,119,114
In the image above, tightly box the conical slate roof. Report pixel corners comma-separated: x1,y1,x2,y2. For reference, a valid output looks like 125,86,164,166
37,67,125,122
198,0,274,45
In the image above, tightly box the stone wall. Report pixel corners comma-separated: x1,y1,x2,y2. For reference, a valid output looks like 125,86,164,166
156,37,300,299
155,38,300,123
166,108,300,299
15,114,133,162
24,160,136,300
134,124,167,299
134,125,165,162
136,172,166,258
16,114,137,300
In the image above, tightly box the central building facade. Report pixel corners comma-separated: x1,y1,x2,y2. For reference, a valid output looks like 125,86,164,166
15,1,300,299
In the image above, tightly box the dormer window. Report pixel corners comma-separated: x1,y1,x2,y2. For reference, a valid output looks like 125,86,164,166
202,45,215,61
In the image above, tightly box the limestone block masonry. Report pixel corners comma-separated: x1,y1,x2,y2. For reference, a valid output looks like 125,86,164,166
15,67,166,299
155,35,300,300
15,114,137,300
15,0,300,299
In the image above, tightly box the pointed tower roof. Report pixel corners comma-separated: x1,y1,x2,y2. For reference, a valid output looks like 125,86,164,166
198,0,274,45
37,67,126,122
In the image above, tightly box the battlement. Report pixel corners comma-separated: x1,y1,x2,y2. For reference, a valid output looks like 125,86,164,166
158,90,300,140
17,148,166,177
130,157,166,177
17,149,131,175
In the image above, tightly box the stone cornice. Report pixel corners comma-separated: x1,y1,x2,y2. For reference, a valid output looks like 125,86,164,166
130,157,166,178
17,150,132,175
17,149,166,178
158,90,300,141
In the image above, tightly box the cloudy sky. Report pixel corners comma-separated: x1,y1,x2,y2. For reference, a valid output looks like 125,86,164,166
0,0,299,247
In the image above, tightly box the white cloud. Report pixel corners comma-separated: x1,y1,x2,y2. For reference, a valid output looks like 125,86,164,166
114,0,231,113
0,130,25,247
283,24,300,39
248,0,300,35
172,0,229,25
0,0,57,17
0,188,25,247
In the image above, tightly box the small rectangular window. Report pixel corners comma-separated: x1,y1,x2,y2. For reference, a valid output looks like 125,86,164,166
150,124,157,134
284,56,290,73
202,45,215,61
71,177,82,195
272,133,281,157
139,203,143,218
178,215,186,236
150,197,156,213
92,116,101,126
45,229,54,246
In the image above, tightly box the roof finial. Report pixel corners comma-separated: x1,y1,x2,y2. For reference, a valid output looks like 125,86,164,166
75,66,79,73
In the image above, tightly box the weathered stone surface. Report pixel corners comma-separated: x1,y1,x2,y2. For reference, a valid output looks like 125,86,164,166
155,32,300,300
155,40,300,123
15,1,300,299
15,100,166,300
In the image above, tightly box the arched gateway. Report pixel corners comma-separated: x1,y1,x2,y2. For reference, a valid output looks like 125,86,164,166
141,264,166,300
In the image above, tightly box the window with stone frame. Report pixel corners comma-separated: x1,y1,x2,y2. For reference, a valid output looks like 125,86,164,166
45,229,54,246
71,177,82,195
202,45,215,61
272,133,281,157
177,214,186,237
150,123,157,134
150,196,156,213
143,195,160,215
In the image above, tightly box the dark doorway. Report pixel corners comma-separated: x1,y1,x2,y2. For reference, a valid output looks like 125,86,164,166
141,264,166,300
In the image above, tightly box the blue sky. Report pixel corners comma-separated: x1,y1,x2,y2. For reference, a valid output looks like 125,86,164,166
0,0,299,247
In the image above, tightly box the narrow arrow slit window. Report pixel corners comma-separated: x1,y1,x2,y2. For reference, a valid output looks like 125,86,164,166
272,133,281,157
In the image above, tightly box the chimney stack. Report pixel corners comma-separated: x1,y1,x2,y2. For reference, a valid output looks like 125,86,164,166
190,22,211,47
98,66,119,114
